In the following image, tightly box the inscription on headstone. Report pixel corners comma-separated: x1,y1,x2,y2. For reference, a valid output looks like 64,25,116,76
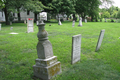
95,29,105,51
71,34,81,64
27,18,34,33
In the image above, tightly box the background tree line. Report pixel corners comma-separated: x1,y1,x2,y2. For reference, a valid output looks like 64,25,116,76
0,0,115,25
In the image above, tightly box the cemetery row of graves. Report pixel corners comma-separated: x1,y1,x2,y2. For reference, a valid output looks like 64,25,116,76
0,21,120,80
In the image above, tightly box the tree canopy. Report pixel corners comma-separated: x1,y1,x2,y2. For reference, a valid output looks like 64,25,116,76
0,0,115,24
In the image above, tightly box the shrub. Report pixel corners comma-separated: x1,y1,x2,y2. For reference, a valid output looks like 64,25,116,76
111,19,114,22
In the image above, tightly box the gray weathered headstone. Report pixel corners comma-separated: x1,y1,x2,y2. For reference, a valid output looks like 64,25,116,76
27,18,34,33
95,29,105,51
0,23,1,30
78,17,82,26
10,21,12,25
72,20,75,27
71,34,81,64
33,12,61,80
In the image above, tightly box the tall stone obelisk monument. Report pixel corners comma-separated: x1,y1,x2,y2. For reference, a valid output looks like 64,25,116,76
33,12,61,80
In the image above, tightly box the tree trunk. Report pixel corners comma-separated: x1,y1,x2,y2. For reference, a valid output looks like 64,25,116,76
17,8,21,21
73,14,75,21
91,15,94,22
4,6,9,25
34,13,37,22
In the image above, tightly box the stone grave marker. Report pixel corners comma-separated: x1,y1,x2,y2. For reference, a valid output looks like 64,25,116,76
9,32,18,34
0,23,1,30
27,18,34,33
58,18,62,25
85,19,87,23
10,27,13,30
78,17,82,26
71,34,81,64
24,20,26,24
95,29,105,51
72,20,75,27
33,12,61,80
36,21,38,25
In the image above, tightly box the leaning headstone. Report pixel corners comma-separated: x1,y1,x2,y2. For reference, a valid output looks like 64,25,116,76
95,29,105,51
78,17,82,26
0,23,1,30
71,34,81,64
27,18,34,33
72,20,75,27
58,18,62,25
33,12,61,80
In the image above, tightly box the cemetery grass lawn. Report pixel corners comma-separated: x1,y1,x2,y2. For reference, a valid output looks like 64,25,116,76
0,22,120,80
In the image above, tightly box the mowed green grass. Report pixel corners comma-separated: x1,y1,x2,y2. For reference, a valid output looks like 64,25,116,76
0,21,120,80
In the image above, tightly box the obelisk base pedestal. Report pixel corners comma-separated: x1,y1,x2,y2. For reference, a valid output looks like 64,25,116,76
33,56,61,80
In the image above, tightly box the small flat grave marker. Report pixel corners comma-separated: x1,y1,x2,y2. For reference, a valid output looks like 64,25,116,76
27,18,34,33
95,29,105,51
10,27,13,30
9,32,18,34
71,34,81,64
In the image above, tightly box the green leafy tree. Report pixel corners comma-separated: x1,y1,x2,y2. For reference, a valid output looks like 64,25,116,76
102,11,110,18
111,10,118,18
2,0,46,25
50,0,75,19
117,10,120,18
0,0,5,9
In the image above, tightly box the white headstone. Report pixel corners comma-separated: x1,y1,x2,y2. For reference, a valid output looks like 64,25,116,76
36,21,38,25
9,32,18,34
95,29,105,51
39,12,47,21
78,17,82,26
58,18,62,25
71,34,81,64
72,20,75,27
27,18,34,33
85,19,87,23
0,24,1,30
